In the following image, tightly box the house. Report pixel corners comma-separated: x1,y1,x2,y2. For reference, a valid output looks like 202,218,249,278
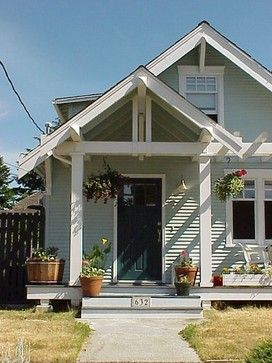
19,21,272,316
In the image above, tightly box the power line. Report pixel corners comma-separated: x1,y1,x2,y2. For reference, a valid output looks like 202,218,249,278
2,161,29,173
0,60,45,134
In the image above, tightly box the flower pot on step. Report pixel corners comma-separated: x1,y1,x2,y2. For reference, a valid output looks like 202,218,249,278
175,282,190,296
175,266,198,286
80,276,104,297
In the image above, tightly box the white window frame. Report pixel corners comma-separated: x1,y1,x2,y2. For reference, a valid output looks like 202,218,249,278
226,169,272,247
178,65,225,126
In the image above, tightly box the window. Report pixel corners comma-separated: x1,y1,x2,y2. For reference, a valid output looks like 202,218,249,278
226,170,272,246
232,181,255,240
178,66,224,125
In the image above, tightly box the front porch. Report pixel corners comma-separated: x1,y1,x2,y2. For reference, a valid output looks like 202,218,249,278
26,283,272,318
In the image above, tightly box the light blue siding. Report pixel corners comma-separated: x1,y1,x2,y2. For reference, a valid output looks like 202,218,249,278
46,156,272,283
159,45,272,141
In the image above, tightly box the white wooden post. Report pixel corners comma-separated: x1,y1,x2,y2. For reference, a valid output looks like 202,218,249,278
69,152,84,286
199,156,213,287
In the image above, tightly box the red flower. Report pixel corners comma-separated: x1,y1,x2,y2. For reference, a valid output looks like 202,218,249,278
180,250,188,257
233,169,247,178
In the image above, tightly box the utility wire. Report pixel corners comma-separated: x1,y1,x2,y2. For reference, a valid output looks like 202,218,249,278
0,60,45,134
2,161,28,173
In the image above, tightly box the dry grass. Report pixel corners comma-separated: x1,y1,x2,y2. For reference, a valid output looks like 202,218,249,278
0,309,90,363
181,307,272,362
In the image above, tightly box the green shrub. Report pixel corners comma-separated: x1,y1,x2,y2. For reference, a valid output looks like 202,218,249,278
246,339,272,363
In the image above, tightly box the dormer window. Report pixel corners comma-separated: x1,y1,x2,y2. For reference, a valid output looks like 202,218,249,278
178,66,225,125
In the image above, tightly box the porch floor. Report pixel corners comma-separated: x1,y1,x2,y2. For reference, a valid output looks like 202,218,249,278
26,283,272,303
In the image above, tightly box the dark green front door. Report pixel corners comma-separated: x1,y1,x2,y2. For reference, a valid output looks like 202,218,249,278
117,178,162,281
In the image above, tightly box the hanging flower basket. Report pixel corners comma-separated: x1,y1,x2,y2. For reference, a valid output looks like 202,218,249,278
83,163,129,203
214,169,247,201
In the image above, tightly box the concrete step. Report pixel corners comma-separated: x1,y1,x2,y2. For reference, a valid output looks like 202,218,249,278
81,295,203,319
82,295,201,308
81,307,203,319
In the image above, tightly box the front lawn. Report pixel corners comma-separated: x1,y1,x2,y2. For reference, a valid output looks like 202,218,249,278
0,309,90,362
181,307,272,362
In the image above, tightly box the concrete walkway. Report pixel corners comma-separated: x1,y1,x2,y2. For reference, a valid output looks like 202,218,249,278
78,318,201,363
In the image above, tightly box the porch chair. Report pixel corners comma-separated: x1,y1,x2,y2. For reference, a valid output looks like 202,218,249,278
237,243,271,268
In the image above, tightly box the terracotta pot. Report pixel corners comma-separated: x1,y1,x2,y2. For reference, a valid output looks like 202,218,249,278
26,260,65,284
175,282,190,296
80,276,103,297
175,266,198,286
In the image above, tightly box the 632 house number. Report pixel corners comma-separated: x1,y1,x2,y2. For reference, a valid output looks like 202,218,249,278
131,297,151,308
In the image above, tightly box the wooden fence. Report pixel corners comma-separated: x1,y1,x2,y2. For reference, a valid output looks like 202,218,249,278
0,210,45,304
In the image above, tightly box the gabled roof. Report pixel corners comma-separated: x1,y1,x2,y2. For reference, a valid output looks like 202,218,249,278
146,21,272,92
18,66,242,178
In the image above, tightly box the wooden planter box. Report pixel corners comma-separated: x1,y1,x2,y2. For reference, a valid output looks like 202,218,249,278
223,274,271,287
26,260,65,284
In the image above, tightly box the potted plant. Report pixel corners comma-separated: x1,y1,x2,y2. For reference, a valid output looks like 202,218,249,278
83,163,129,203
175,276,191,296
214,169,247,201
174,250,198,286
26,246,65,284
80,238,111,297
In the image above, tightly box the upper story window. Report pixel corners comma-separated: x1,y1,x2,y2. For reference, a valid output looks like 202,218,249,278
178,66,225,125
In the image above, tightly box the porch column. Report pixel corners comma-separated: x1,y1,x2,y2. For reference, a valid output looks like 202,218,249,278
199,156,213,287
69,152,85,286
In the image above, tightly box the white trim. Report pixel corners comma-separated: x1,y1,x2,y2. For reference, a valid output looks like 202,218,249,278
132,95,138,142
178,66,225,126
147,22,272,93
44,158,52,196
225,169,272,247
112,174,166,283
146,96,152,143
69,152,85,286
199,156,213,287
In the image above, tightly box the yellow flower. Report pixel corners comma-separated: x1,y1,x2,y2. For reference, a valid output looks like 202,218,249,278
101,238,108,245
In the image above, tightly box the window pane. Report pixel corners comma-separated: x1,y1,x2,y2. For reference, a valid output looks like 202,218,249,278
244,189,255,199
145,185,157,206
187,93,216,111
265,201,272,239
233,201,255,239
207,84,216,91
245,180,255,187
186,84,196,91
207,77,216,84
134,184,145,205
265,181,272,199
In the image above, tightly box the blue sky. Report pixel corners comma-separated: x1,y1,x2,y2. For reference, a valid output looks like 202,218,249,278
1,0,272,173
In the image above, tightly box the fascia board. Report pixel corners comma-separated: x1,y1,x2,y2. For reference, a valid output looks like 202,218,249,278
146,28,203,75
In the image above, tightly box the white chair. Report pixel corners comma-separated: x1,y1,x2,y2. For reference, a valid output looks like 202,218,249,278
237,243,271,268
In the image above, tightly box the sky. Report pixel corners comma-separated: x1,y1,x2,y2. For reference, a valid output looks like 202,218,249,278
0,0,272,175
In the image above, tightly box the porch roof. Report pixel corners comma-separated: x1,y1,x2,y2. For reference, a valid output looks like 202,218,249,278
18,66,242,178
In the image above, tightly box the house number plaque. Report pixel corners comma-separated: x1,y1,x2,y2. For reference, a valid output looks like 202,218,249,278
131,296,151,308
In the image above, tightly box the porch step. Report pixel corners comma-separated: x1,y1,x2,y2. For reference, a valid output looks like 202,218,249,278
101,284,175,296
81,295,203,319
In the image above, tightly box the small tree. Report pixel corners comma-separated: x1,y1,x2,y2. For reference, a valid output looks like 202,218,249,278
0,156,15,209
